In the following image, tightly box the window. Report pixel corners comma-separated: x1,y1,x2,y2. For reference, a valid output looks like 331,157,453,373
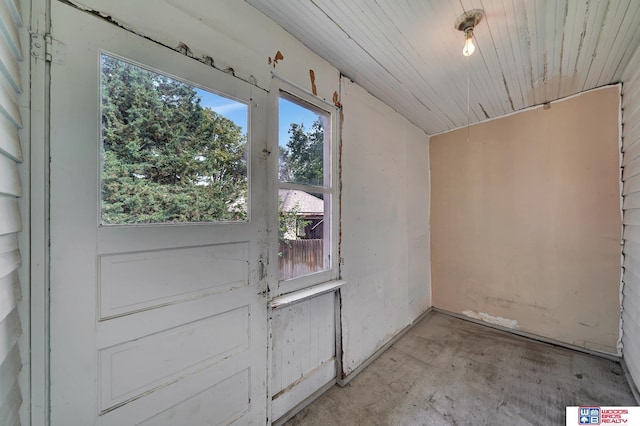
277,89,337,290
100,53,249,225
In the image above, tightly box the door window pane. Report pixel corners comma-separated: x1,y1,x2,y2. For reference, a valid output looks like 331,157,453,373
100,54,248,225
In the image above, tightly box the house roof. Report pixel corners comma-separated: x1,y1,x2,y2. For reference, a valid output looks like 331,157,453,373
279,189,324,215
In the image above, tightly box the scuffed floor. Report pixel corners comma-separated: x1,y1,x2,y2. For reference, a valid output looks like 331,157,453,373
285,311,636,425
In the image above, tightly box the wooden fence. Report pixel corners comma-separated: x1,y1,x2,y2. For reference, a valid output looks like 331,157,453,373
279,239,323,280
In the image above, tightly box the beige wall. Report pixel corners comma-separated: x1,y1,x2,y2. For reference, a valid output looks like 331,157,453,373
430,86,621,354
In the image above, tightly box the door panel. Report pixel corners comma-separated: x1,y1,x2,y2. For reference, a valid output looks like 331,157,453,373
49,3,268,425
98,243,249,319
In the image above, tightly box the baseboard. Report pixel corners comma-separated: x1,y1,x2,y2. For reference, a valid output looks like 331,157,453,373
337,307,434,387
272,378,336,426
433,307,621,362
621,359,640,405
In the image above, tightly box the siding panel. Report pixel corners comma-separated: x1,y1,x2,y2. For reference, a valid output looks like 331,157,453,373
0,271,20,329
624,192,640,210
5,0,21,28
623,174,640,196
0,0,20,61
0,196,20,235
0,379,22,426
0,309,20,365
624,224,640,243
622,265,640,294
0,0,23,422
623,101,640,134
0,114,20,161
0,345,20,408
622,155,640,181
0,33,19,94
0,155,20,197
622,44,640,395
624,209,640,226
622,95,640,132
623,138,640,166
0,72,20,127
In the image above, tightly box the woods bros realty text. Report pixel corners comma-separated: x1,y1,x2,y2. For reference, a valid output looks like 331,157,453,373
568,407,640,425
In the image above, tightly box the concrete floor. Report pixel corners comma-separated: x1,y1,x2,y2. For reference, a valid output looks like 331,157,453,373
285,311,636,426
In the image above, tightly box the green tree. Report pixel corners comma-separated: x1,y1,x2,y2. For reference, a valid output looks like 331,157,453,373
281,119,324,186
100,55,247,224
278,199,310,241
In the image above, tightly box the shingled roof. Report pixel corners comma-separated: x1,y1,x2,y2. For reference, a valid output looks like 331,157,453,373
278,189,324,215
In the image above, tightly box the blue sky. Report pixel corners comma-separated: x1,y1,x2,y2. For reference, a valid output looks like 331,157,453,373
196,89,321,148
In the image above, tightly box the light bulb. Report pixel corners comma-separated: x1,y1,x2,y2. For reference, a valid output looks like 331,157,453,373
463,30,475,56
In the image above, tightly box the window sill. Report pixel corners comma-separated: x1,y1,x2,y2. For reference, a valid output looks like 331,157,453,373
269,280,346,310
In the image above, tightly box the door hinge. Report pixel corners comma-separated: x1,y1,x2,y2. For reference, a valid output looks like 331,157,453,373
31,33,65,64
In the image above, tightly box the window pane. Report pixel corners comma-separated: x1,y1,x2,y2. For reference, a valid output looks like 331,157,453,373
100,54,248,225
278,97,327,187
278,189,330,280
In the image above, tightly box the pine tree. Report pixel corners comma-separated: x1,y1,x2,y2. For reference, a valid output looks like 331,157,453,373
100,55,247,224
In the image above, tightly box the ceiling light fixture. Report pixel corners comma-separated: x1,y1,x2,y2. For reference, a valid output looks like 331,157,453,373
455,9,484,142
463,29,475,56
455,9,484,57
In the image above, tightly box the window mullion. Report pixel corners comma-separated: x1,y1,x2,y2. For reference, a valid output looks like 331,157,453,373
278,182,331,193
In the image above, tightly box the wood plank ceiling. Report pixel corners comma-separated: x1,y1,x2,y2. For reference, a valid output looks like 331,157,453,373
246,0,640,135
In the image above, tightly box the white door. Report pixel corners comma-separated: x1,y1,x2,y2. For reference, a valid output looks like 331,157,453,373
49,3,269,425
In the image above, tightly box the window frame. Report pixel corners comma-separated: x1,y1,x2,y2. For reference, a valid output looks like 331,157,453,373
268,78,340,296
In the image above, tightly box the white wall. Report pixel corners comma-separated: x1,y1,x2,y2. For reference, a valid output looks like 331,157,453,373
621,44,640,394
340,78,431,377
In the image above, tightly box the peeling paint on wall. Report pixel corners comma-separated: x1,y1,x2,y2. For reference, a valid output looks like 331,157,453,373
333,91,342,109
462,310,520,329
177,42,193,57
202,56,214,67
478,103,490,119
268,50,284,68
337,105,344,279
309,69,317,96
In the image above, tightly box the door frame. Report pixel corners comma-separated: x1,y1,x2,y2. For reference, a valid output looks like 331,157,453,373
29,0,52,422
